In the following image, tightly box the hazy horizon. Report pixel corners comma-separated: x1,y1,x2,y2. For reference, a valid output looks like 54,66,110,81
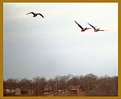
3,3,118,80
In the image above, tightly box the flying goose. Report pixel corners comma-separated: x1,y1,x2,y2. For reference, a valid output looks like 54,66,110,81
26,12,44,18
75,21,91,32
88,23,105,32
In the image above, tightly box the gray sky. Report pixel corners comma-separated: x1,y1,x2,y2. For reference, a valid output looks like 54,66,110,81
3,3,118,80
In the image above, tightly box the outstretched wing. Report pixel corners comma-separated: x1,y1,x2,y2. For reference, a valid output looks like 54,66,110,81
75,21,83,29
37,13,44,18
26,12,35,15
88,23,96,29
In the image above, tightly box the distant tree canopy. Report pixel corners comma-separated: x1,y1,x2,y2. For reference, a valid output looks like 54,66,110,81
3,74,118,96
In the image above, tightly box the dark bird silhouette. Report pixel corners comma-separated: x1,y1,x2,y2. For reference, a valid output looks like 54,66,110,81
88,23,105,32
75,21,91,32
26,12,44,18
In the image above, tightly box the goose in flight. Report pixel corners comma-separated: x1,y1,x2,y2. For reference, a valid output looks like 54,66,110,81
88,23,105,32
75,21,91,32
26,12,44,18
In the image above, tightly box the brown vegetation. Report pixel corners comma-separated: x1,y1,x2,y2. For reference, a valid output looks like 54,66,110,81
3,74,118,96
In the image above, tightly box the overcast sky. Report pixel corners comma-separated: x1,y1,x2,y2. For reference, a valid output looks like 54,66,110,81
3,3,118,80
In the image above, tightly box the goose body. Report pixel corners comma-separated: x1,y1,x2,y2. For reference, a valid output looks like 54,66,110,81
26,12,44,18
75,21,90,32
88,23,104,32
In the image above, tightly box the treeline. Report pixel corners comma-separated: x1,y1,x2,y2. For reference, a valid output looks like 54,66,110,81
3,74,118,96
